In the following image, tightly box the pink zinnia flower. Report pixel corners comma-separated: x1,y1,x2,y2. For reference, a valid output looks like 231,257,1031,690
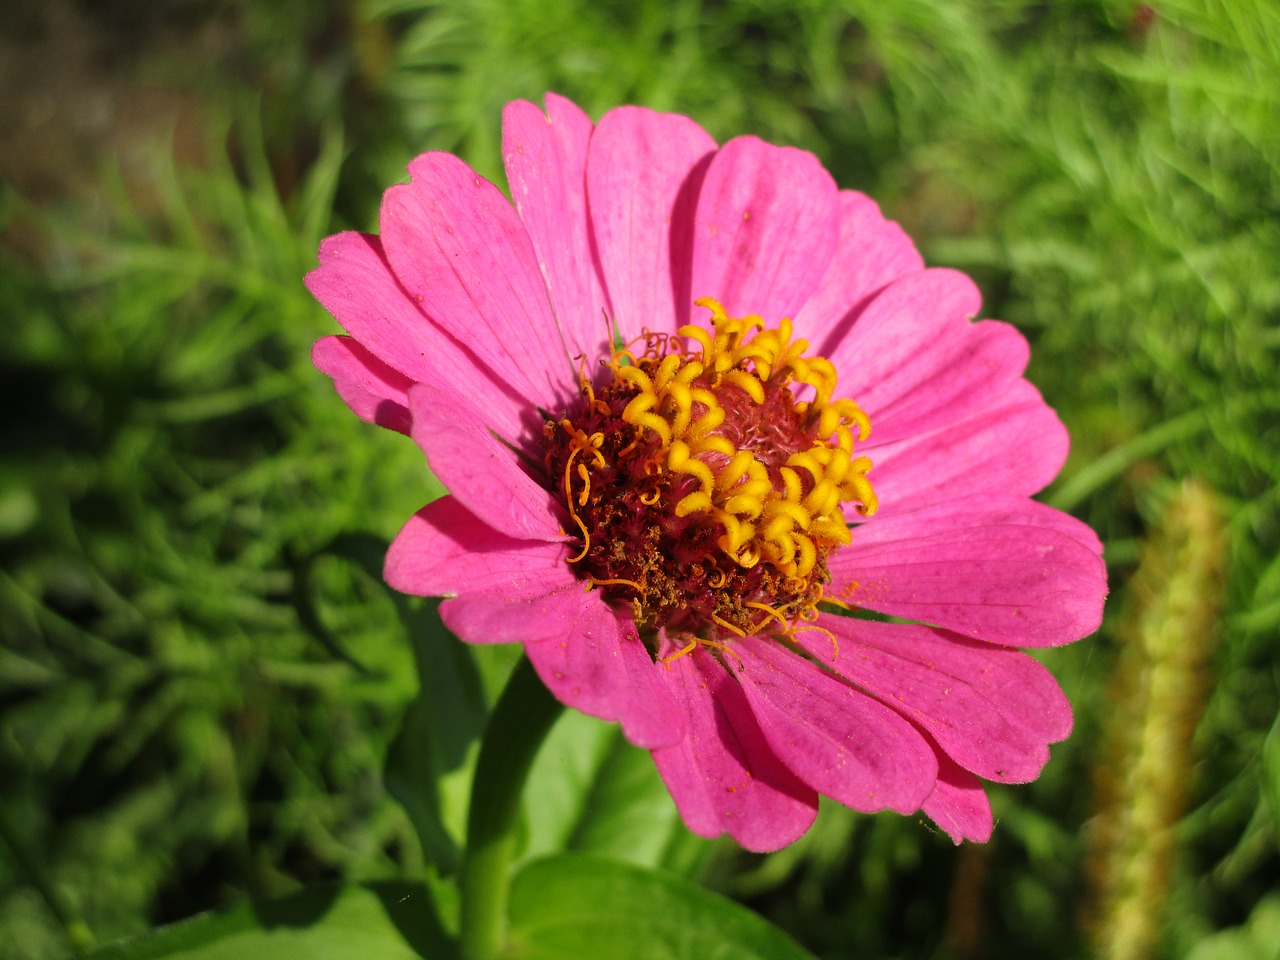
307,94,1107,852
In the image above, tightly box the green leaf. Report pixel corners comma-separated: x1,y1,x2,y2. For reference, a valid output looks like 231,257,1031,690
504,855,817,960
385,600,488,875
83,882,456,959
521,712,687,870
1187,894,1280,960
1263,710,1280,846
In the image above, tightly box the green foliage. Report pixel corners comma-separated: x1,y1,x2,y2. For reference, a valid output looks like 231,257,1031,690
383,596,489,878
81,883,453,960
71,855,819,960
520,710,693,871
1187,894,1280,960
2,0,1278,957
1,111,432,953
506,855,816,960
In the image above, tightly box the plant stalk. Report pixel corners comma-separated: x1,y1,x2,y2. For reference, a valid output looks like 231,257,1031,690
459,654,563,960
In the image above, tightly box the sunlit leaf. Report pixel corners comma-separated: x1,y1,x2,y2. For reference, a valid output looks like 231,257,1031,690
505,855,815,960
520,711,690,871
1187,893,1280,960
1263,712,1280,847
385,600,487,874
84,883,454,960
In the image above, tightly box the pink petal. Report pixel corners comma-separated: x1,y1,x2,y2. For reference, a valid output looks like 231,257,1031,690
304,230,433,383
524,607,685,750
802,617,1073,783
381,153,575,412
586,105,717,338
795,191,925,351
312,335,413,434
687,136,838,322
651,649,818,852
859,379,1070,517
305,231,533,435
859,320,1032,447
503,94,613,364
440,584,590,649
826,268,983,416
406,382,563,542
922,753,994,844
730,636,937,813
828,498,1108,647
385,495,578,644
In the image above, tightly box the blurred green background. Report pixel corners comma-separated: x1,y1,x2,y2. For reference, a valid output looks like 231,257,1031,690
2,0,1277,957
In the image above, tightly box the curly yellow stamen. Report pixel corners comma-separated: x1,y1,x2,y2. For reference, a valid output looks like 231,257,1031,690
711,613,748,638
605,297,876,581
589,575,645,591
792,623,840,661
660,635,743,667
745,601,790,633
547,296,879,647
558,420,606,564
566,512,591,563
660,637,698,663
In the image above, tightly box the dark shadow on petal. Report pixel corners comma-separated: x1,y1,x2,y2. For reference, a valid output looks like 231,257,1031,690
670,151,716,330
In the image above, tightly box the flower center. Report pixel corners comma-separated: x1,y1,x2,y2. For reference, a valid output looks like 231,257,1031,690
543,297,877,655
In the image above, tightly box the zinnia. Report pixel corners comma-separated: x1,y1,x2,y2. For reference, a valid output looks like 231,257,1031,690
307,94,1107,851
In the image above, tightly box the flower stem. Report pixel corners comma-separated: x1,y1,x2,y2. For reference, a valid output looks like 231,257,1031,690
460,654,563,960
